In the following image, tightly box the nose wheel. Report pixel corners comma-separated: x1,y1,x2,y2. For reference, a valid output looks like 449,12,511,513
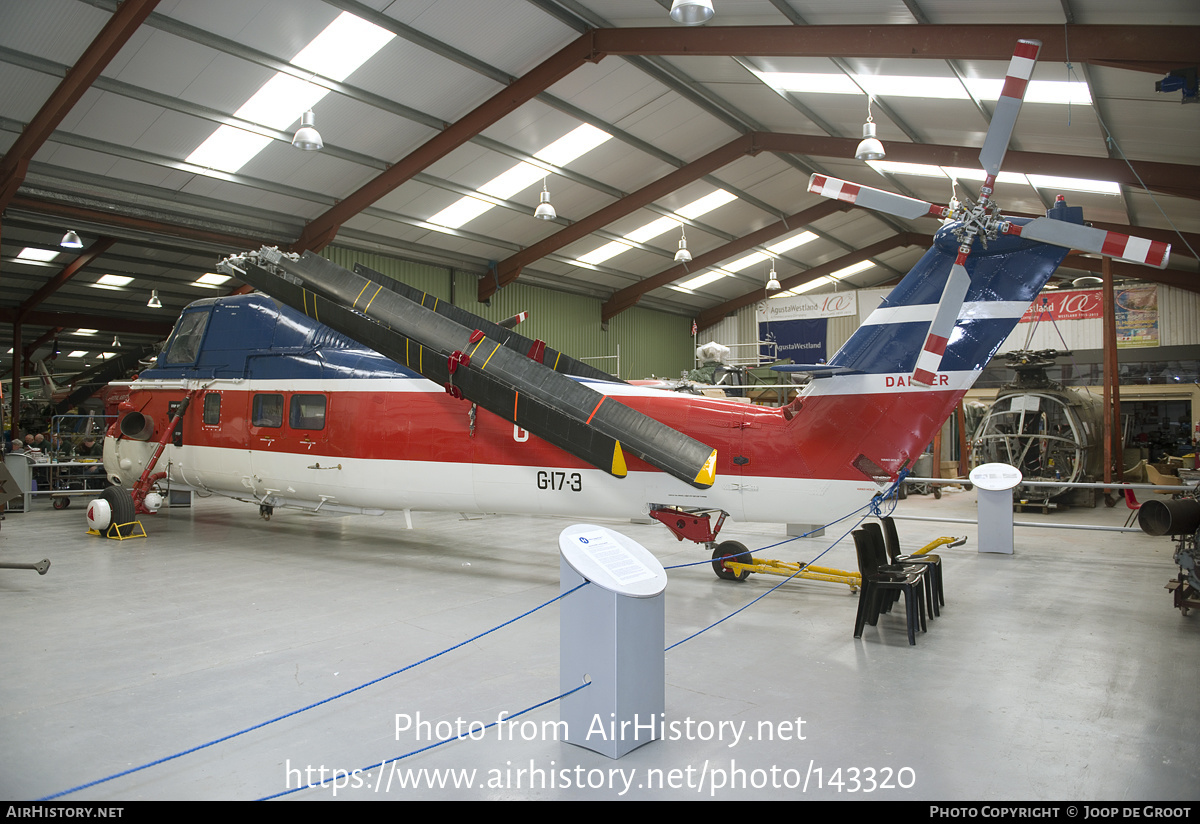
259,503,273,521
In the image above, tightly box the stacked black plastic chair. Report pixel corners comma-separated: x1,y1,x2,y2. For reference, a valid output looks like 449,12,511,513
852,528,927,646
878,517,944,612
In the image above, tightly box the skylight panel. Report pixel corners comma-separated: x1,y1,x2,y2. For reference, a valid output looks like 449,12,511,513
677,189,737,219
767,231,818,254
75,329,98,336
775,276,833,297
856,75,967,100
831,260,874,279
186,12,395,174
677,271,728,290
573,190,739,266
754,71,1091,106
1027,174,1120,195
724,251,767,272
429,124,613,229
67,351,89,359
95,274,134,287
868,160,946,178
192,272,233,288
17,247,59,262
965,79,1092,105
576,240,632,266
751,70,860,94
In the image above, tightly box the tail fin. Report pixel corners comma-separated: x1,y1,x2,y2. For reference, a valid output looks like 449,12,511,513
790,199,1082,482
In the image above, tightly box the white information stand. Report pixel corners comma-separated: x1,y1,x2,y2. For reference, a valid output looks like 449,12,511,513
559,524,666,759
969,462,1022,555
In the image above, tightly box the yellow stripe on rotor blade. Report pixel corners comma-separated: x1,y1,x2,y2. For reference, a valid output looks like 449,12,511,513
611,441,627,478
693,449,717,488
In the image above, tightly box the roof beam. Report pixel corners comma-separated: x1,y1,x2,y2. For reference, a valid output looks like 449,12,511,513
291,31,602,254
696,234,933,331
0,0,159,208
0,311,175,337
591,25,1196,74
601,201,852,322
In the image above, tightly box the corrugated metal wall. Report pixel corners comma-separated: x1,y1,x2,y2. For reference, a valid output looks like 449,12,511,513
322,246,693,380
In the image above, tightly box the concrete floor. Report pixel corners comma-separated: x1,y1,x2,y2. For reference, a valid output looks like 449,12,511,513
1,484,1197,801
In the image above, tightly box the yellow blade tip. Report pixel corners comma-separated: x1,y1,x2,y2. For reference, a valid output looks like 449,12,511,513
693,449,717,488
612,441,627,477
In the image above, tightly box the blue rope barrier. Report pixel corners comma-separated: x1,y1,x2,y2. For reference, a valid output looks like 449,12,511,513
38,581,590,801
259,681,592,800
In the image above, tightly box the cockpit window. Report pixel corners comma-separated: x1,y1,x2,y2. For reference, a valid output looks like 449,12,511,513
164,311,210,365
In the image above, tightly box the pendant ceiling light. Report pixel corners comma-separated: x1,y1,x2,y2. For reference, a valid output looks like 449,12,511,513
674,227,692,263
534,177,556,220
147,289,162,308
292,110,323,151
60,230,83,249
669,0,714,25
766,259,781,291
855,97,885,162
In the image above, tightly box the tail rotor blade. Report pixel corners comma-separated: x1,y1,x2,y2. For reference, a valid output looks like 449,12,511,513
912,257,971,386
979,39,1041,178
1015,218,1171,269
808,174,947,220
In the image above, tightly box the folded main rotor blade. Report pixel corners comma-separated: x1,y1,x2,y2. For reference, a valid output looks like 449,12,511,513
912,256,972,387
808,174,947,221
223,249,718,489
979,39,1041,178
1013,218,1171,268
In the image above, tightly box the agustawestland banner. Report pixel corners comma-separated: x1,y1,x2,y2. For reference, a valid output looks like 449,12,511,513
756,293,856,364
1018,289,1104,322
1017,285,1158,348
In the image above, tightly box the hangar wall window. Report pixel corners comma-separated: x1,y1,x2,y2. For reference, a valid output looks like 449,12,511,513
203,393,221,425
252,394,283,428
289,394,327,430
164,311,210,365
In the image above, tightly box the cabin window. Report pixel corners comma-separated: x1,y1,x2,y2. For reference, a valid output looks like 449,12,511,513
164,311,209,365
252,394,283,428
289,394,327,431
203,393,221,426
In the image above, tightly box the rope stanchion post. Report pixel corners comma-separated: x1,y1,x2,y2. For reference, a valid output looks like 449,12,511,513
559,524,667,758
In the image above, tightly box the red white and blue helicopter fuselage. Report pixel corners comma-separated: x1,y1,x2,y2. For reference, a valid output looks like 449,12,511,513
102,211,1078,533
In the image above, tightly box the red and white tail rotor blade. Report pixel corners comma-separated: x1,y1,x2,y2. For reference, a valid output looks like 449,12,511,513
979,39,1042,179
1011,218,1171,269
808,174,947,221
912,255,972,386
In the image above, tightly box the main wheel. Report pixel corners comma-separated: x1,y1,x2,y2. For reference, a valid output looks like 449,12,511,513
53,496,70,510
101,486,136,536
711,541,753,582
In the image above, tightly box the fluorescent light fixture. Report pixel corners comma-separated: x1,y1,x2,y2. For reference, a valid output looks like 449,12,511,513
67,351,89,359
74,328,98,336
95,274,134,288
574,190,738,266
17,247,60,262
430,124,611,229
186,12,395,173
192,272,233,288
